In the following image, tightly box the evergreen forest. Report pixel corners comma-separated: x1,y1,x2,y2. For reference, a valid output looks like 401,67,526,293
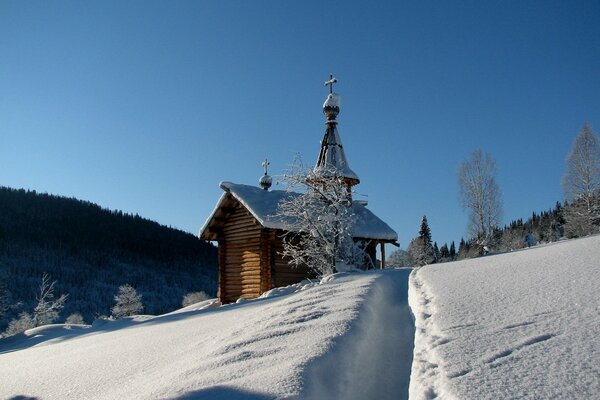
0,187,217,331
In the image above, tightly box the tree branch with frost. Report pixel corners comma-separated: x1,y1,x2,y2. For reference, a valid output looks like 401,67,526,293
33,273,68,327
277,157,360,276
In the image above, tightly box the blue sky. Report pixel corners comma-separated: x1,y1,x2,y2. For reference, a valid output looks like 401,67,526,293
1,1,599,250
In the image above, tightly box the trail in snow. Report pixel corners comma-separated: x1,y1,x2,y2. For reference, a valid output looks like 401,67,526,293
0,270,415,400
301,269,415,400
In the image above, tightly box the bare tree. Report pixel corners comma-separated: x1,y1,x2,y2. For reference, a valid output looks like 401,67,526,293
458,150,503,248
111,284,143,318
33,273,68,327
277,159,361,276
562,123,600,236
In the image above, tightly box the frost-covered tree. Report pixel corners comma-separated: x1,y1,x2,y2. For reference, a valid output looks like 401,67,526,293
4,312,34,337
32,273,68,327
386,249,413,268
65,312,85,325
0,281,8,322
277,159,360,276
562,123,600,237
459,149,503,248
182,291,210,307
111,284,143,318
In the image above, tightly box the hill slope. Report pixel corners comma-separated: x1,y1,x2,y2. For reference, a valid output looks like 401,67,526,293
0,236,598,399
0,187,217,326
410,235,600,399
0,270,414,399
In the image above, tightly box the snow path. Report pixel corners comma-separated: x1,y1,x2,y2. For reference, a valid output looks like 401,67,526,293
0,270,414,399
409,236,600,399
301,269,414,400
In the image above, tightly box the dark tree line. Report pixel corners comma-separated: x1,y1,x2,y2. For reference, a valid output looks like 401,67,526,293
0,187,217,331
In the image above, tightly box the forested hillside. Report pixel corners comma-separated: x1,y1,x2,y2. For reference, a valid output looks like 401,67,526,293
0,187,217,329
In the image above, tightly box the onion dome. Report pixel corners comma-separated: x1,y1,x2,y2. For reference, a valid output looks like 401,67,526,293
259,159,273,191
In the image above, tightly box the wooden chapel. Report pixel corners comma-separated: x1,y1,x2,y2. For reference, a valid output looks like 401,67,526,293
199,76,398,303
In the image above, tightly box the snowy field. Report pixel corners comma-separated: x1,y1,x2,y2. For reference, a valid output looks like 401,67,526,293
1,236,599,399
0,270,414,400
409,235,600,399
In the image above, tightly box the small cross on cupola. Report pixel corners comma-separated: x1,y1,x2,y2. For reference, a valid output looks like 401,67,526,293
259,158,273,190
324,74,337,94
323,74,341,122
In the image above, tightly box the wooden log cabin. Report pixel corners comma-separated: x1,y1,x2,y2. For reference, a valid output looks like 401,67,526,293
199,75,398,303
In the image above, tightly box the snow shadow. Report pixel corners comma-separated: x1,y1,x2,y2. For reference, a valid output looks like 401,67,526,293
300,269,415,400
7,396,40,400
172,386,274,400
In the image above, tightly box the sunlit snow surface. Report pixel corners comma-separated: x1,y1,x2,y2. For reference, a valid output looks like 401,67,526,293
0,270,414,400
2,237,599,399
409,235,600,399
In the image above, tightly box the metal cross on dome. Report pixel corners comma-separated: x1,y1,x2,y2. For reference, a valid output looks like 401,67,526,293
262,158,270,175
324,74,337,94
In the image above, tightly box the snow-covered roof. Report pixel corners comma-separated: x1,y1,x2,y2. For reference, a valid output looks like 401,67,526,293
200,182,397,242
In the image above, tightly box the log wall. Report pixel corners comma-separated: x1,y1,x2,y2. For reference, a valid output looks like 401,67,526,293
220,206,263,303
271,235,315,287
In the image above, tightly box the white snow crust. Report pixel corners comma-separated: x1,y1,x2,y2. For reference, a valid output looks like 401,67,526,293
200,182,398,241
323,93,340,108
0,270,413,400
409,235,600,399
3,235,597,399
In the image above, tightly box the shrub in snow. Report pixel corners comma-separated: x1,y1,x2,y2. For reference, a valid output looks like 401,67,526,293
33,273,68,327
65,312,85,325
111,284,143,318
181,291,210,307
4,312,34,337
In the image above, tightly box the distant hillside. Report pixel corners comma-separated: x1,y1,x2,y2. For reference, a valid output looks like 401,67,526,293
0,187,217,328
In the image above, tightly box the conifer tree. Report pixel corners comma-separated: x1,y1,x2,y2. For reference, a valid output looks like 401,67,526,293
409,215,435,267
440,243,449,261
449,241,456,260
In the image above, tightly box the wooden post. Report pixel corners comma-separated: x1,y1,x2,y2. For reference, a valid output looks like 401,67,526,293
380,242,385,270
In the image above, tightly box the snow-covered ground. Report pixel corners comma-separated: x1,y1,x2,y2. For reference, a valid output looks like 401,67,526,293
2,236,599,399
409,235,600,399
0,270,414,400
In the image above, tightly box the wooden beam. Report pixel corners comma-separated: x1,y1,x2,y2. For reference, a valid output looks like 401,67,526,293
381,242,386,270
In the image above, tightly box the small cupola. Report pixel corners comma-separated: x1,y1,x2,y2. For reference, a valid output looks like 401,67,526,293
259,158,273,190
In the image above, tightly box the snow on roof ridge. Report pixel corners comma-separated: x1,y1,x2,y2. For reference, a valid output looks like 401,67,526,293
204,181,397,241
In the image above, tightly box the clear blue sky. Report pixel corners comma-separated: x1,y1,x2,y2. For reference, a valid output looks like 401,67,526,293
1,1,599,250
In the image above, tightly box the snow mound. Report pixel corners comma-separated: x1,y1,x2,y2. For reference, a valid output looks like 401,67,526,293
409,235,600,399
0,270,414,400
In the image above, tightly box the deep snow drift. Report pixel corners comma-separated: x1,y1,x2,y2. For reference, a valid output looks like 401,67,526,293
2,236,599,399
409,235,600,399
0,270,414,400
